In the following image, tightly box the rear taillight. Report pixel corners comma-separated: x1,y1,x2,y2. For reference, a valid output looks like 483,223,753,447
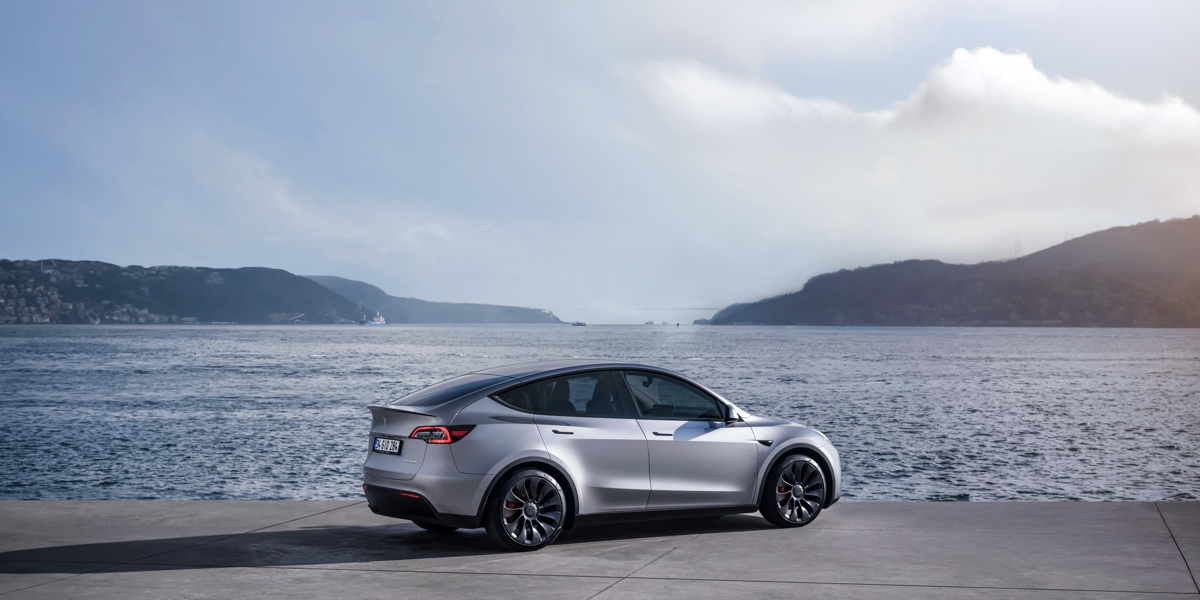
410,425,475,444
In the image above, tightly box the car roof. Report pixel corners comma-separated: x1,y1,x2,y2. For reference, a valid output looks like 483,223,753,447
377,359,736,417
473,359,660,380
469,360,736,410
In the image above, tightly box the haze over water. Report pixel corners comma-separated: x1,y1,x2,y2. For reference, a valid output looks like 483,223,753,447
1,325,1197,502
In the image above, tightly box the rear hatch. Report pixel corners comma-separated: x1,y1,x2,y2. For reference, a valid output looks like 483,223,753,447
364,406,439,481
363,373,513,481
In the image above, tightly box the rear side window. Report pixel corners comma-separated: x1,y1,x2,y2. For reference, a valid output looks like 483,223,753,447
621,371,724,420
494,382,540,412
494,371,628,417
390,374,504,407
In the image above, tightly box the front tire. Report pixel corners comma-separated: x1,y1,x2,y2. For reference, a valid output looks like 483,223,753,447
760,454,826,528
483,469,566,551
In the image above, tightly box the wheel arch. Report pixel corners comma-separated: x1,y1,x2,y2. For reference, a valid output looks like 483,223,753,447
476,459,581,530
757,445,836,509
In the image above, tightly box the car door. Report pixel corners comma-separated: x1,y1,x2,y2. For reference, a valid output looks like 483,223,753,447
501,371,650,514
619,370,759,509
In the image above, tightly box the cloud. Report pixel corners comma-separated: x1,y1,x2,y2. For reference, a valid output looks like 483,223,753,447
192,136,467,251
898,48,1200,146
639,60,888,127
642,47,1200,142
634,47,1200,292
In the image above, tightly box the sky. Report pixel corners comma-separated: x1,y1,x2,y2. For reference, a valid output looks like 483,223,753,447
2,1,1199,324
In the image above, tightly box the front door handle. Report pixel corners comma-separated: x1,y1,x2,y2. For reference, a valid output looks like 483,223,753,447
552,429,574,435
652,431,672,436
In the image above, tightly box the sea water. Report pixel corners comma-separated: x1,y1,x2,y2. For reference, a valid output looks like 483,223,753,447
1,325,1197,501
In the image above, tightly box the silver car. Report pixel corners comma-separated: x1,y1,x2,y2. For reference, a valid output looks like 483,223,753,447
362,359,841,551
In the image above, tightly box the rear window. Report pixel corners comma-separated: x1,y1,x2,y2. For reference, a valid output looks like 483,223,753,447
389,374,505,407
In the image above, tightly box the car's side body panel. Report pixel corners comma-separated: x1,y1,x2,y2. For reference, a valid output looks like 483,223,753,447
448,398,546,475
745,418,842,506
406,444,484,516
535,413,651,514
637,419,759,508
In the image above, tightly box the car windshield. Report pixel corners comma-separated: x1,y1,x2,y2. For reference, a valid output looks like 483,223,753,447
389,373,505,407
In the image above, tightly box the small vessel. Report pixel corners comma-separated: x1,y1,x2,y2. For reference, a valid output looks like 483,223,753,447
361,312,387,325
571,321,587,326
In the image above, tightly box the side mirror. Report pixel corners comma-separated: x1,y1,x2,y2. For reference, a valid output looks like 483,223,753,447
725,406,743,424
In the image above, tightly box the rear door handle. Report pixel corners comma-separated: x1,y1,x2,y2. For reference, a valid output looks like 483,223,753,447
652,431,673,436
552,429,574,435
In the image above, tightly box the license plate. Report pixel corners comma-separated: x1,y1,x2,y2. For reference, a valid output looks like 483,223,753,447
373,437,402,454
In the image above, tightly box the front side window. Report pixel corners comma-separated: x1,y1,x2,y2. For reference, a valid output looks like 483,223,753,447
493,371,628,418
621,371,723,420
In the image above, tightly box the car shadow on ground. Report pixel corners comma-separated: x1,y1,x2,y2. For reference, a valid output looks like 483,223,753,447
0,513,775,575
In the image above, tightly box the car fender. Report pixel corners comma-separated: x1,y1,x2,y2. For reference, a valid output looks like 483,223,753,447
751,439,838,505
469,450,582,527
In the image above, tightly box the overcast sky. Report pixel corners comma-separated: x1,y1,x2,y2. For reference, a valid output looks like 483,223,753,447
3,1,1199,323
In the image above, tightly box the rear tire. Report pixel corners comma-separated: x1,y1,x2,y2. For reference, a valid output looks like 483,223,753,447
411,520,458,533
760,454,826,528
483,469,567,551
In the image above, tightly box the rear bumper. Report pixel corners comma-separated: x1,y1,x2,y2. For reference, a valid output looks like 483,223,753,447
362,483,480,529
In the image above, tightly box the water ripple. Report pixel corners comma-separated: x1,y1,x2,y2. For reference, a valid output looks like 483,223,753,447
1,324,1197,501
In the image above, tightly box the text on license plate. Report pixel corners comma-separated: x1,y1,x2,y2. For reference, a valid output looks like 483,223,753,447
373,437,402,454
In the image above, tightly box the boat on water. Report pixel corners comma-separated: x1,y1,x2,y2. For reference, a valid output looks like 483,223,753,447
571,321,587,326
360,312,387,325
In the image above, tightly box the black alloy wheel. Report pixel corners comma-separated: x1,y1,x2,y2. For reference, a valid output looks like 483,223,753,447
483,469,567,551
759,454,826,527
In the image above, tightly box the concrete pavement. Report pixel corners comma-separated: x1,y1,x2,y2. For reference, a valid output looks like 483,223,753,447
0,501,1197,598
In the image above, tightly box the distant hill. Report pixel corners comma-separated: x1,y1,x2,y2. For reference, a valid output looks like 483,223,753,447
305,276,562,324
708,216,1200,327
0,260,360,324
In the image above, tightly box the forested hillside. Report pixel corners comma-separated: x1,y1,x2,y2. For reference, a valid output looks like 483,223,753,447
0,260,359,324
709,217,1200,327
305,276,562,324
